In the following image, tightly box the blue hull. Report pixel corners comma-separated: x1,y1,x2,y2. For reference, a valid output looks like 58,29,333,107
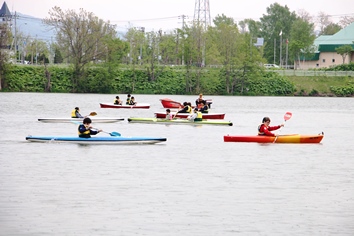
26,136,167,144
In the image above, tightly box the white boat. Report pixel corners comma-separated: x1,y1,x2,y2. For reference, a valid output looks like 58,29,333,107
100,103,150,109
26,135,167,145
38,117,125,123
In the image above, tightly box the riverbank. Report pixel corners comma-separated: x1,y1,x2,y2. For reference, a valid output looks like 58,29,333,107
287,76,354,96
1,65,353,96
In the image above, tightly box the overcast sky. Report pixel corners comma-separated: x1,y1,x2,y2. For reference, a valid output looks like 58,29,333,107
4,0,354,32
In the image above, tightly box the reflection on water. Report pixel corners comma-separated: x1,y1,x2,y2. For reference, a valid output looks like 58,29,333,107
0,93,354,235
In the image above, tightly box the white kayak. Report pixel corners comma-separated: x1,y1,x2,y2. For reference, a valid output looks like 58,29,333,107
26,135,167,145
38,117,125,123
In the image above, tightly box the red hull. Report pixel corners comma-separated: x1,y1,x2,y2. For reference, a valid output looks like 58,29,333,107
160,98,182,108
154,112,225,119
100,103,150,109
223,134,324,144
160,98,212,109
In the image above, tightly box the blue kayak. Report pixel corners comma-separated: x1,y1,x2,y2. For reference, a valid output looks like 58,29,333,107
26,135,167,144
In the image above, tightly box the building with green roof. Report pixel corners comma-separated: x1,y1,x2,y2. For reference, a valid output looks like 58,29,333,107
302,22,354,69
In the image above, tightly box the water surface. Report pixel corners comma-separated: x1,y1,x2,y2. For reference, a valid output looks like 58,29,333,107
0,93,353,235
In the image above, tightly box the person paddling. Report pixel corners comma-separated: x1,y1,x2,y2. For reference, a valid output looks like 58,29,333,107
196,93,206,109
165,109,173,120
199,100,209,113
129,96,137,105
78,117,102,138
188,108,203,122
71,107,84,118
114,96,122,105
258,117,284,136
178,102,192,113
126,94,132,105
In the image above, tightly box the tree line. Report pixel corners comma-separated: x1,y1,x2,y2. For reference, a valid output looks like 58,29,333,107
1,3,353,94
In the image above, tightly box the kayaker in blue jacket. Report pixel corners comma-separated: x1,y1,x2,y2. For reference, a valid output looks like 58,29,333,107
199,100,209,113
71,107,84,118
258,117,284,136
78,117,102,138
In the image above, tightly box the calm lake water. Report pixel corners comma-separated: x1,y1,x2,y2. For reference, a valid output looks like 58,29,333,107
0,93,354,236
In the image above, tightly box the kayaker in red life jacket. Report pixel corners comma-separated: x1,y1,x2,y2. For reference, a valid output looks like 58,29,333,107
196,93,206,109
78,117,102,138
258,117,284,136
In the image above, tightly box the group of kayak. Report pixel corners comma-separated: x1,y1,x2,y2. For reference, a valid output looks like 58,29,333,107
27,96,324,144
127,93,232,126
163,94,213,122
28,104,167,144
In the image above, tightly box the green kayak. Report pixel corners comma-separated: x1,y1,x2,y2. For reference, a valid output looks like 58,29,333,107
128,117,233,126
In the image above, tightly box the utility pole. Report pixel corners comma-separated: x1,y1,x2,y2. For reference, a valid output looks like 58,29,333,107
193,0,211,29
179,14,187,65
158,29,162,65
14,11,17,60
285,38,289,69
279,30,282,67
139,27,145,65
129,38,132,64
193,0,211,67
35,34,37,65
274,38,276,65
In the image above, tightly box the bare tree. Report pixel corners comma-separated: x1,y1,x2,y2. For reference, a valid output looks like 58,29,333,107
44,7,117,92
339,16,354,28
317,12,332,35
297,9,313,23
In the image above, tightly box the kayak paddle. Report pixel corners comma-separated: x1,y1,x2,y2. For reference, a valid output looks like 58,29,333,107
172,110,180,119
87,112,97,116
284,112,292,122
273,112,292,143
98,130,121,137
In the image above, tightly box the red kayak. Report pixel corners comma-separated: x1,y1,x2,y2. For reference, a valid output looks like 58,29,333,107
154,112,225,119
160,98,212,109
160,98,183,109
224,133,324,144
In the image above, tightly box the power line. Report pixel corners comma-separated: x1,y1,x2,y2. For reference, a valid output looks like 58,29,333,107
110,15,182,23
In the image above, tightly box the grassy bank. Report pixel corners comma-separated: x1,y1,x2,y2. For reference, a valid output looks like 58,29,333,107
286,76,354,96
